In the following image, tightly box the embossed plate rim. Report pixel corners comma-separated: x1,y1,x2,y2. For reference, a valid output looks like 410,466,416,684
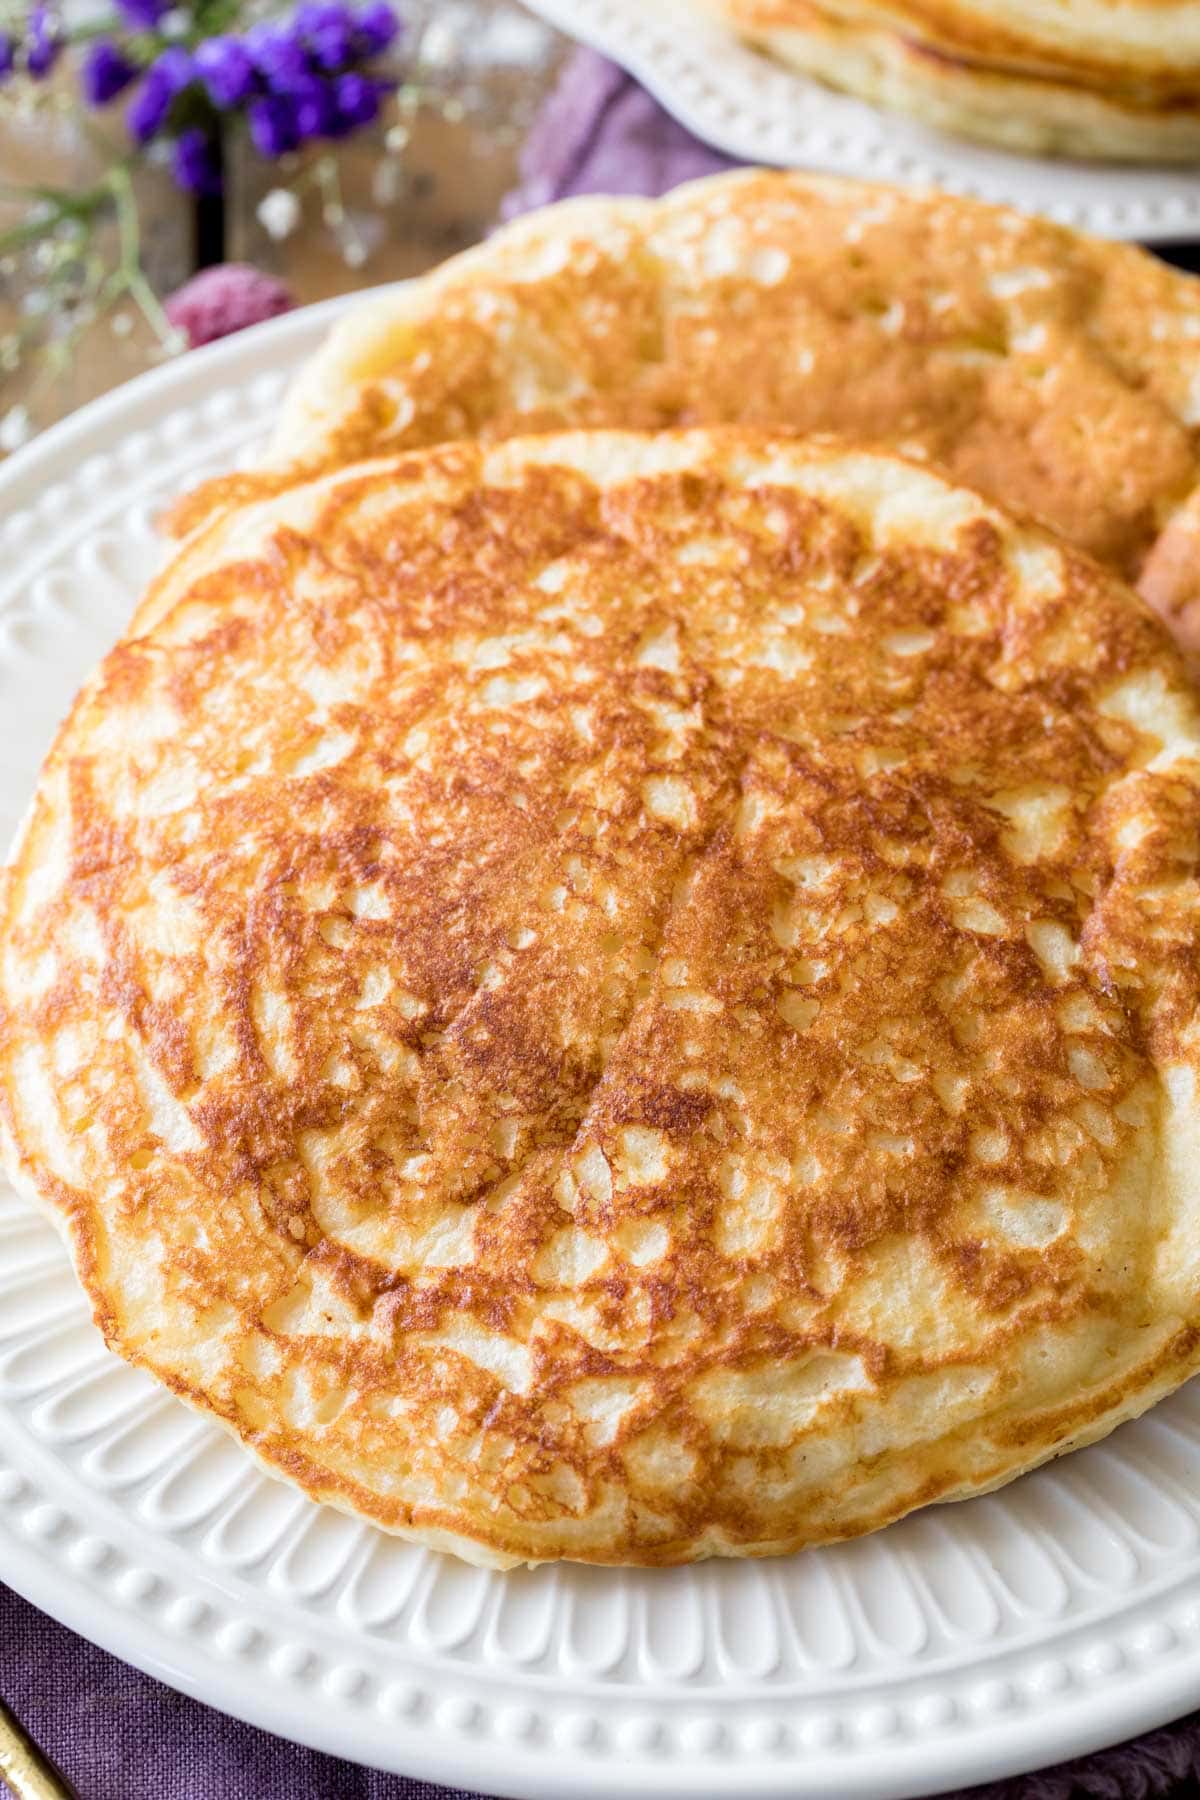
520,0,1200,243
2,300,1200,1798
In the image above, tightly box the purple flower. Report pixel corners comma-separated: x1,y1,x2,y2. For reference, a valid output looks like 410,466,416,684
0,32,15,79
115,0,168,26
172,127,222,195
330,69,382,132
195,36,257,108
354,1,400,57
25,5,61,78
126,73,169,142
125,46,193,143
311,20,355,70
288,72,337,138
301,2,356,71
154,44,196,90
246,23,310,93
294,2,342,34
247,92,300,156
80,40,137,106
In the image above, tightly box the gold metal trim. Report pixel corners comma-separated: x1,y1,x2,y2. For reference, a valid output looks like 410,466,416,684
0,1698,75,1800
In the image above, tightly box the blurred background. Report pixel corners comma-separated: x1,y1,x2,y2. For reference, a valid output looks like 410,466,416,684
0,0,567,444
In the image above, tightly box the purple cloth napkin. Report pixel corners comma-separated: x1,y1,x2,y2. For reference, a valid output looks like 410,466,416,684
500,46,733,219
4,42,1200,1800
0,1586,474,1799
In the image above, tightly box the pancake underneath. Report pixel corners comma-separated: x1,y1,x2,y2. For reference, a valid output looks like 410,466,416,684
703,0,1200,160
170,173,1200,656
708,0,1200,87
5,429,1200,1567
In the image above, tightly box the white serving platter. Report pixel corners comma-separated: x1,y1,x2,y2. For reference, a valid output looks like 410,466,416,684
522,0,1200,242
2,302,1200,1799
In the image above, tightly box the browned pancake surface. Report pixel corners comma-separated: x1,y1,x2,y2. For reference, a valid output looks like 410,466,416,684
6,431,1200,1565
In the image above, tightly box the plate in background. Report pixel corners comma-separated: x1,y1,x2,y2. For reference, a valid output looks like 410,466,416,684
522,0,1200,242
4,305,1200,1799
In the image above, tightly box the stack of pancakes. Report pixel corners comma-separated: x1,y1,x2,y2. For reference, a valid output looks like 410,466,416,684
4,173,1200,1567
700,0,1200,160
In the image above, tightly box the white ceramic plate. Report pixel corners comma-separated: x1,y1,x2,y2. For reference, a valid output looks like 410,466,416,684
4,305,1200,1800
521,0,1200,242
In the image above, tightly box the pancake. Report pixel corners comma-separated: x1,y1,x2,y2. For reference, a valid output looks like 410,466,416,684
171,173,1200,654
5,428,1200,1567
718,0,1200,88
708,0,1200,160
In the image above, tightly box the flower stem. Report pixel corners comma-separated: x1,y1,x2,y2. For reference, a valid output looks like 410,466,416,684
0,184,109,256
106,164,176,348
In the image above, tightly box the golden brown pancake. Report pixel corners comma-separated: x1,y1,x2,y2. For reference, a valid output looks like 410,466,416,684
706,0,1200,160
171,173,1200,655
6,429,1200,1567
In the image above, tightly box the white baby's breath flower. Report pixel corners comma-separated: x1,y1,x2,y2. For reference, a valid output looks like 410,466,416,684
372,159,404,206
419,17,458,67
256,188,302,243
0,406,33,453
152,328,188,362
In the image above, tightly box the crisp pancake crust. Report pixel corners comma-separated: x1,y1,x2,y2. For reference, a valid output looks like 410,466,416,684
171,174,1200,652
6,430,1200,1566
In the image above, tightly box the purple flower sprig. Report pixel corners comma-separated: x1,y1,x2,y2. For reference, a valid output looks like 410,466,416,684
208,3,399,161
11,1,403,193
